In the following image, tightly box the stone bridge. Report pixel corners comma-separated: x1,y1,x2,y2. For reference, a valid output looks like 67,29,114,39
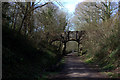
51,30,86,55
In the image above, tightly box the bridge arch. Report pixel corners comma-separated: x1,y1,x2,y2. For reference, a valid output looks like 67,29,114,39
51,30,86,55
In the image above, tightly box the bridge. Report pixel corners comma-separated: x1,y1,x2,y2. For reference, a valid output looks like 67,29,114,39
51,30,86,55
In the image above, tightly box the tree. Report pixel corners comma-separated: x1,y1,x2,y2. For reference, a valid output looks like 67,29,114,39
2,2,11,27
18,2,49,33
34,2,67,43
72,1,118,31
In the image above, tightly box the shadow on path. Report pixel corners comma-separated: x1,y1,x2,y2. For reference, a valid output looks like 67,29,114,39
49,53,120,80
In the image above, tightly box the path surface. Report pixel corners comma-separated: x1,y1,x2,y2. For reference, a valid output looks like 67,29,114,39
49,53,109,80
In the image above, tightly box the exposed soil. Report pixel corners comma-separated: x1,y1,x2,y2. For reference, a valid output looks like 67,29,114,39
48,53,116,80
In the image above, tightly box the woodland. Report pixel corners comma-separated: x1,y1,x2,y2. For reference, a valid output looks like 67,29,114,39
2,0,120,79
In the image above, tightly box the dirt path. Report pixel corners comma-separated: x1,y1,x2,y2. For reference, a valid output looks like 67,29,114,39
49,53,109,80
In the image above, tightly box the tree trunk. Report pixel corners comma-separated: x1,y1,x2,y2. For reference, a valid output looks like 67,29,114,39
13,13,18,30
19,5,28,32
18,2,48,33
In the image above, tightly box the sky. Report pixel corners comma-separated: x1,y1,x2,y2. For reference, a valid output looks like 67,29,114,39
60,0,84,13
35,0,85,31
37,0,119,13
37,0,85,13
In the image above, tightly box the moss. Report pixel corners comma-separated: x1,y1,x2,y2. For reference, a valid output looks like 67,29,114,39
102,64,114,71
107,72,114,77
85,57,94,64
106,72,120,78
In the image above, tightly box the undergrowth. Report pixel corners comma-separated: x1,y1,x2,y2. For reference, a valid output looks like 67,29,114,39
2,26,63,79
82,17,120,78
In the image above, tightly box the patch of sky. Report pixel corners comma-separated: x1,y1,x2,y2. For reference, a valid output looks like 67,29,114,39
35,0,84,13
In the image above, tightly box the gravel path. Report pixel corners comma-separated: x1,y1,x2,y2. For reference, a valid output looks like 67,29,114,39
49,53,110,80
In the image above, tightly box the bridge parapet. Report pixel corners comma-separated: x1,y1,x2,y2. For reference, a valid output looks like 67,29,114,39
60,31,85,42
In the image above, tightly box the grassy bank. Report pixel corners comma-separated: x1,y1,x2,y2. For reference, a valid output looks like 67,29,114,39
80,17,120,78
2,26,63,79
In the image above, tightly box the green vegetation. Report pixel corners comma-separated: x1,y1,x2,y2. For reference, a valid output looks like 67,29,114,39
85,57,94,64
3,26,63,79
72,2,120,78
2,1,120,79
2,2,67,79
81,19,120,78
82,18,120,78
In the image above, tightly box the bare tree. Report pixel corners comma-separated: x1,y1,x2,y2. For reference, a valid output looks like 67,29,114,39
18,2,49,33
